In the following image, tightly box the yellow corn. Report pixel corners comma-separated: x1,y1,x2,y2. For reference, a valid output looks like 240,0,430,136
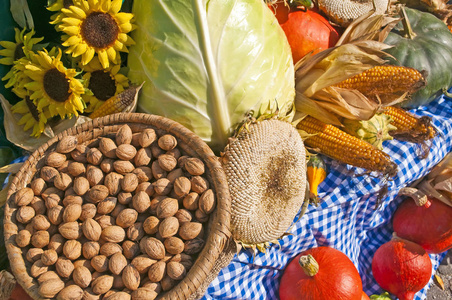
89,87,137,119
334,65,426,96
297,115,397,176
383,106,436,141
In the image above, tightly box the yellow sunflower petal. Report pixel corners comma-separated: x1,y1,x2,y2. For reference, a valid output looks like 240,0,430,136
106,47,117,62
110,0,122,14
119,22,133,33
115,12,134,24
81,47,95,65
62,35,82,47
23,117,36,131
0,41,16,50
73,43,88,57
61,25,80,36
62,17,82,26
98,50,109,69
0,57,14,65
113,39,124,51
69,6,87,19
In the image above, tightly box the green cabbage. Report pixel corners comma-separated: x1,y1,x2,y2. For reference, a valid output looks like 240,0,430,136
127,0,295,153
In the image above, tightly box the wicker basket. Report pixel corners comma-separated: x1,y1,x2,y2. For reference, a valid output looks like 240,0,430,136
3,113,231,299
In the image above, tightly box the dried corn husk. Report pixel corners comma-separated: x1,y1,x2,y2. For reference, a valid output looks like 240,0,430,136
294,11,402,125
415,152,452,207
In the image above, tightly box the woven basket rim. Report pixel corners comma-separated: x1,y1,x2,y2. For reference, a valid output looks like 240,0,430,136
4,112,231,300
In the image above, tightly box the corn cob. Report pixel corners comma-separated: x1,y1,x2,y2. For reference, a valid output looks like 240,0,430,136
297,115,397,176
334,65,426,97
89,86,138,119
383,106,436,142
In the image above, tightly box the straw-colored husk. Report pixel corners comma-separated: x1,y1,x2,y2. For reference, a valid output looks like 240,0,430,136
3,113,231,300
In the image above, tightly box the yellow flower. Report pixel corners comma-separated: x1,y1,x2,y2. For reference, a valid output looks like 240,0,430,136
48,0,78,27
58,0,135,69
0,28,42,65
81,56,129,112
0,28,43,91
11,96,51,137
23,48,86,119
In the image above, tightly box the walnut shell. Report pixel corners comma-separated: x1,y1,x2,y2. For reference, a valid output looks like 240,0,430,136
73,266,92,288
132,191,151,213
59,221,82,240
100,242,123,257
31,230,50,248
179,222,203,241
91,275,114,295
199,189,216,214
63,203,82,223
116,144,137,161
147,261,166,283
54,172,73,191
16,206,35,224
158,134,177,151
83,241,100,259
73,177,90,196
86,166,104,187
56,257,74,278
159,217,179,239
41,249,58,266
158,154,177,172
101,226,126,243
38,278,65,298
56,284,84,300
31,259,49,277
86,148,103,165
15,229,31,247
71,144,89,163
113,160,135,175
63,239,82,260
14,187,34,206
143,237,165,260
99,137,118,159
134,148,152,167
87,185,109,203
139,128,157,148
133,166,153,183
104,172,124,196
156,197,178,219
30,178,47,196
91,255,109,273
82,218,102,241
56,135,78,153
143,216,160,235
46,152,67,168
153,178,173,196
164,237,185,255
166,261,186,280
109,252,128,275
173,177,191,198
131,288,158,300
97,196,118,215
131,255,156,274
116,124,133,145
121,173,139,193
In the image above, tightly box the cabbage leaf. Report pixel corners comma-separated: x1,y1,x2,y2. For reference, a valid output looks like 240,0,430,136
128,0,295,152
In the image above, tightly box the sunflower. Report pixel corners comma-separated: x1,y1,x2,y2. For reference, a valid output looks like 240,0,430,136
11,96,51,137
81,56,129,112
23,48,86,119
48,0,78,27
58,0,135,69
0,28,43,90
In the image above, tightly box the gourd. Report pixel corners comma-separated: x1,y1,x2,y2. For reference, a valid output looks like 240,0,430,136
269,2,340,63
384,7,452,108
307,155,327,204
279,246,363,300
393,187,452,254
372,237,432,300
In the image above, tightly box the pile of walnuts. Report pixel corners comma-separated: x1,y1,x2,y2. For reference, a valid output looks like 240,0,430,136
12,124,216,300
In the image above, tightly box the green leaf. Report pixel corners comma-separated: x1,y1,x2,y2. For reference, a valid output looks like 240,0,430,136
128,0,295,153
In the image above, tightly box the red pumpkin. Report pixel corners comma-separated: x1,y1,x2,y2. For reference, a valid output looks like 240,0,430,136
269,2,340,63
372,237,432,300
279,246,363,300
393,190,452,254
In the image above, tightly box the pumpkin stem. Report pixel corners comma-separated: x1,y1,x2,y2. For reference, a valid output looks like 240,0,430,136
398,187,430,207
298,254,319,276
399,6,416,40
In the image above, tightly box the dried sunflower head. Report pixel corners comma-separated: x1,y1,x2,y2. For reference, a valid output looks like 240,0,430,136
221,119,307,249
58,0,136,68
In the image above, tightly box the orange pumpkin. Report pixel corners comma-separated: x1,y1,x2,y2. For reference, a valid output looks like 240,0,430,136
269,3,340,63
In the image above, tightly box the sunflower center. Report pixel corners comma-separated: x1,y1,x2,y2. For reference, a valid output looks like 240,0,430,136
89,70,116,100
14,43,25,60
63,0,74,9
44,68,70,102
25,96,40,122
81,12,119,49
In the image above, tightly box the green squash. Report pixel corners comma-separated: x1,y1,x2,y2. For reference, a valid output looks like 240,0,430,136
384,7,452,108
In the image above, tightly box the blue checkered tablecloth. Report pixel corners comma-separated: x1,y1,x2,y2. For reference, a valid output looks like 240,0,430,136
203,92,452,300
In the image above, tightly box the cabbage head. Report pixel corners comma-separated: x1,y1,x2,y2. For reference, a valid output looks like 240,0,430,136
128,0,295,153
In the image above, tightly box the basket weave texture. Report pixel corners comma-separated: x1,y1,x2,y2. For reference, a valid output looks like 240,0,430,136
3,113,231,300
